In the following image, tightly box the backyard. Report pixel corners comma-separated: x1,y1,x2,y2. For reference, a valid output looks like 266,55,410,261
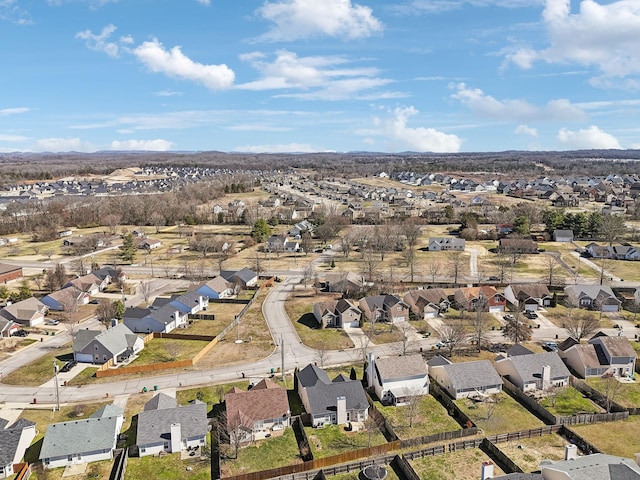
305,423,388,459
125,451,210,480
409,448,505,480
499,433,572,473
539,386,601,416
572,417,640,458
587,374,640,408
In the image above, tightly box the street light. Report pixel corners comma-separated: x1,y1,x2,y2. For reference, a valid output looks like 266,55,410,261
53,361,60,412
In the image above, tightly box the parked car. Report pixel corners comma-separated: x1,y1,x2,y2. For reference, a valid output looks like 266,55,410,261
488,276,500,281
12,329,28,337
60,360,77,372
524,310,538,319
45,319,59,326
543,341,558,352
504,314,515,322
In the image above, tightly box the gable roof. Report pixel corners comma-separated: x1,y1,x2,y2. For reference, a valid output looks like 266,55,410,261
297,364,368,416
0,418,35,467
0,297,47,322
374,354,428,382
506,344,534,356
136,403,208,447
73,323,137,356
589,335,636,358
432,359,503,391
508,284,551,300
498,351,570,383
541,453,640,480
144,392,178,411
39,416,120,459
225,379,290,431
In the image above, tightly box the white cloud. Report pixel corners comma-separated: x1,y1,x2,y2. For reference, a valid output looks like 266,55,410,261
33,137,96,152
75,24,128,58
359,106,462,153
451,83,587,121
393,0,543,14
227,124,292,132
48,0,119,7
195,0,211,5
110,139,174,151
233,143,322,153
557,125,622,149
237,49,397,100
507,0,640,87
132,39,235,90
0,0,31,24
0,107,29,116
515,124,538,137
153,90,183,97
255,0,382,42
0,134,29,142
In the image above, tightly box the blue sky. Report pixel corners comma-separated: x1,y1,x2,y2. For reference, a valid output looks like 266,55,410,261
1,0,639,154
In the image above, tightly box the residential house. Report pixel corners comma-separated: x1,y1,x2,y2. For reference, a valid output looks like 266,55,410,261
403,288,450,320
221,268,258,288
92,266,125,285
40,286,89,311
563,285,620,312
0,418,36,479
296,364,369,427
0,317,19,338
313,299,361,328
539,453,640,479
366,353,429,405
73,323,144,365
40,405,124,469
0,297,48,327
498,238,538,255
0,264,22,284
167,290,209,316
123,302,188,334
136,395,208,457
428,237,466,251
65,273,104,296
267,234,288,252
504,284,552,311
224,379,291,443
495,351,570,393
358,295,410,324
562,333,636,378
427,356,503,400
454,286,506,312
136,237,162,250
324,271,365,295
553,229,574,242
584,242,611,259
191,276,235,299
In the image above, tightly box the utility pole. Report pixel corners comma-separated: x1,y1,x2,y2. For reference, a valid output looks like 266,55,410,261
53,361,60,412
280,335,285,385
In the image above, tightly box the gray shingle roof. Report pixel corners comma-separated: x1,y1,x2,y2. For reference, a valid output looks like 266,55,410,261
144,392,177,411
374,354,428,382
541,454,640,480
39,416,120,460
136,403,208,447
0,419,35,467
438,359,503,391
499,351,570,384
297,364,368,416
73,324,137,357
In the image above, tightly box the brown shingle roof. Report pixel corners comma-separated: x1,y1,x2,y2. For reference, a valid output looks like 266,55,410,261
225,379,290,431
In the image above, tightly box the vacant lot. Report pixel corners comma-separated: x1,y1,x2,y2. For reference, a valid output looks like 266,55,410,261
409,448,505,480
131,338,210,365
572,417,640,458
305,423,387,459
377,395,461,440
1,344,73,386
456,393,545,435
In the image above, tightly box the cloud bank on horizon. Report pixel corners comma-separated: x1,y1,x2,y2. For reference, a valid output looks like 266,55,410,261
0,0,639,153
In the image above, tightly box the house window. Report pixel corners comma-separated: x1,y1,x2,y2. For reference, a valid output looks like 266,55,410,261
141,448,146,453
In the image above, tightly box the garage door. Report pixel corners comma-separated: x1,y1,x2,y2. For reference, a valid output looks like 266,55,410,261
75,353,93,363
489,306,504,313
602,305,619,312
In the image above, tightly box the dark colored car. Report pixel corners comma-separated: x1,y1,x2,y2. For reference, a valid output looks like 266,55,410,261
60,360,77,372
524,310,538,319
12,329,28,337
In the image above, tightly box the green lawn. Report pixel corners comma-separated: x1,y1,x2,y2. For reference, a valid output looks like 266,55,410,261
130,338,209,365
222,428,302,476
66,366,99,386
286,300,354,350
125,452,210,480
539,386,600,416
1,344,73,386
587,374,640,408
377,395,460,440
573,417,640,458
456,392,544,436
305,424,387,459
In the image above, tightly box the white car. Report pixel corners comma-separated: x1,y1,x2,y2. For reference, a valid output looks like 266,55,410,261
45,319,59,326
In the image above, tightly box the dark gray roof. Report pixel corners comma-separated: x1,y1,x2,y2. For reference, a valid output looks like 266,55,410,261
542,454,640,480
39,416,120,460
73,324,137,357
297,364,368,416
499,351,570,383
427,355,452,367
144,392,178,411
506,344,535,356
136,403,208,447
0,419,35,467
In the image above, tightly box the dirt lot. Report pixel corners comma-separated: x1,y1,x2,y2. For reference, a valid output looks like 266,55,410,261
499,433,572,472
409,448,505,480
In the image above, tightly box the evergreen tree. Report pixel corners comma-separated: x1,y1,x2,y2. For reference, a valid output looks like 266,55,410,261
120,233,137,264
252,218,270,243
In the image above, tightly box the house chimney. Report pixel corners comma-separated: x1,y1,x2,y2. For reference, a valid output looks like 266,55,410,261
542,365,551,390
336,396,347,425
481,461,494,480
198,295,204,310
170,422,182,453
367,353,375,386
565,444,578,460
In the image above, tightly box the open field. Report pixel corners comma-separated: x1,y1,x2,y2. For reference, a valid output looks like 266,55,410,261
376,395,461,440
572,417,640,458
1,344,73,386
409,448,505,480
456,392,545,436
499,433,571,473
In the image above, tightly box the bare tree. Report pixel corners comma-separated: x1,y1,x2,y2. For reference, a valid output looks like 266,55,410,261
484,393,503,421
45,263,67,292
471,295,490,351
435,318,467,356
58,288,80,325
302,264,314,291
339,230,355,259
401,220,422,282
601,373,623,413
357,335,371,364
64,321,80,342
426,259,442,283
361,247,381,283
397,322,417,355
447,251,465,284
96,300,117,328
543,384,565,408
598,213,628,247
316,342,329,368
402,385,424,428
165,342,180,361
542,253,564,286
139,280,156,306
502,311,532,344
564,310,599,340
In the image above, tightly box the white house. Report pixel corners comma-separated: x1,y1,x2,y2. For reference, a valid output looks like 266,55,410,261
367,353,429,405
